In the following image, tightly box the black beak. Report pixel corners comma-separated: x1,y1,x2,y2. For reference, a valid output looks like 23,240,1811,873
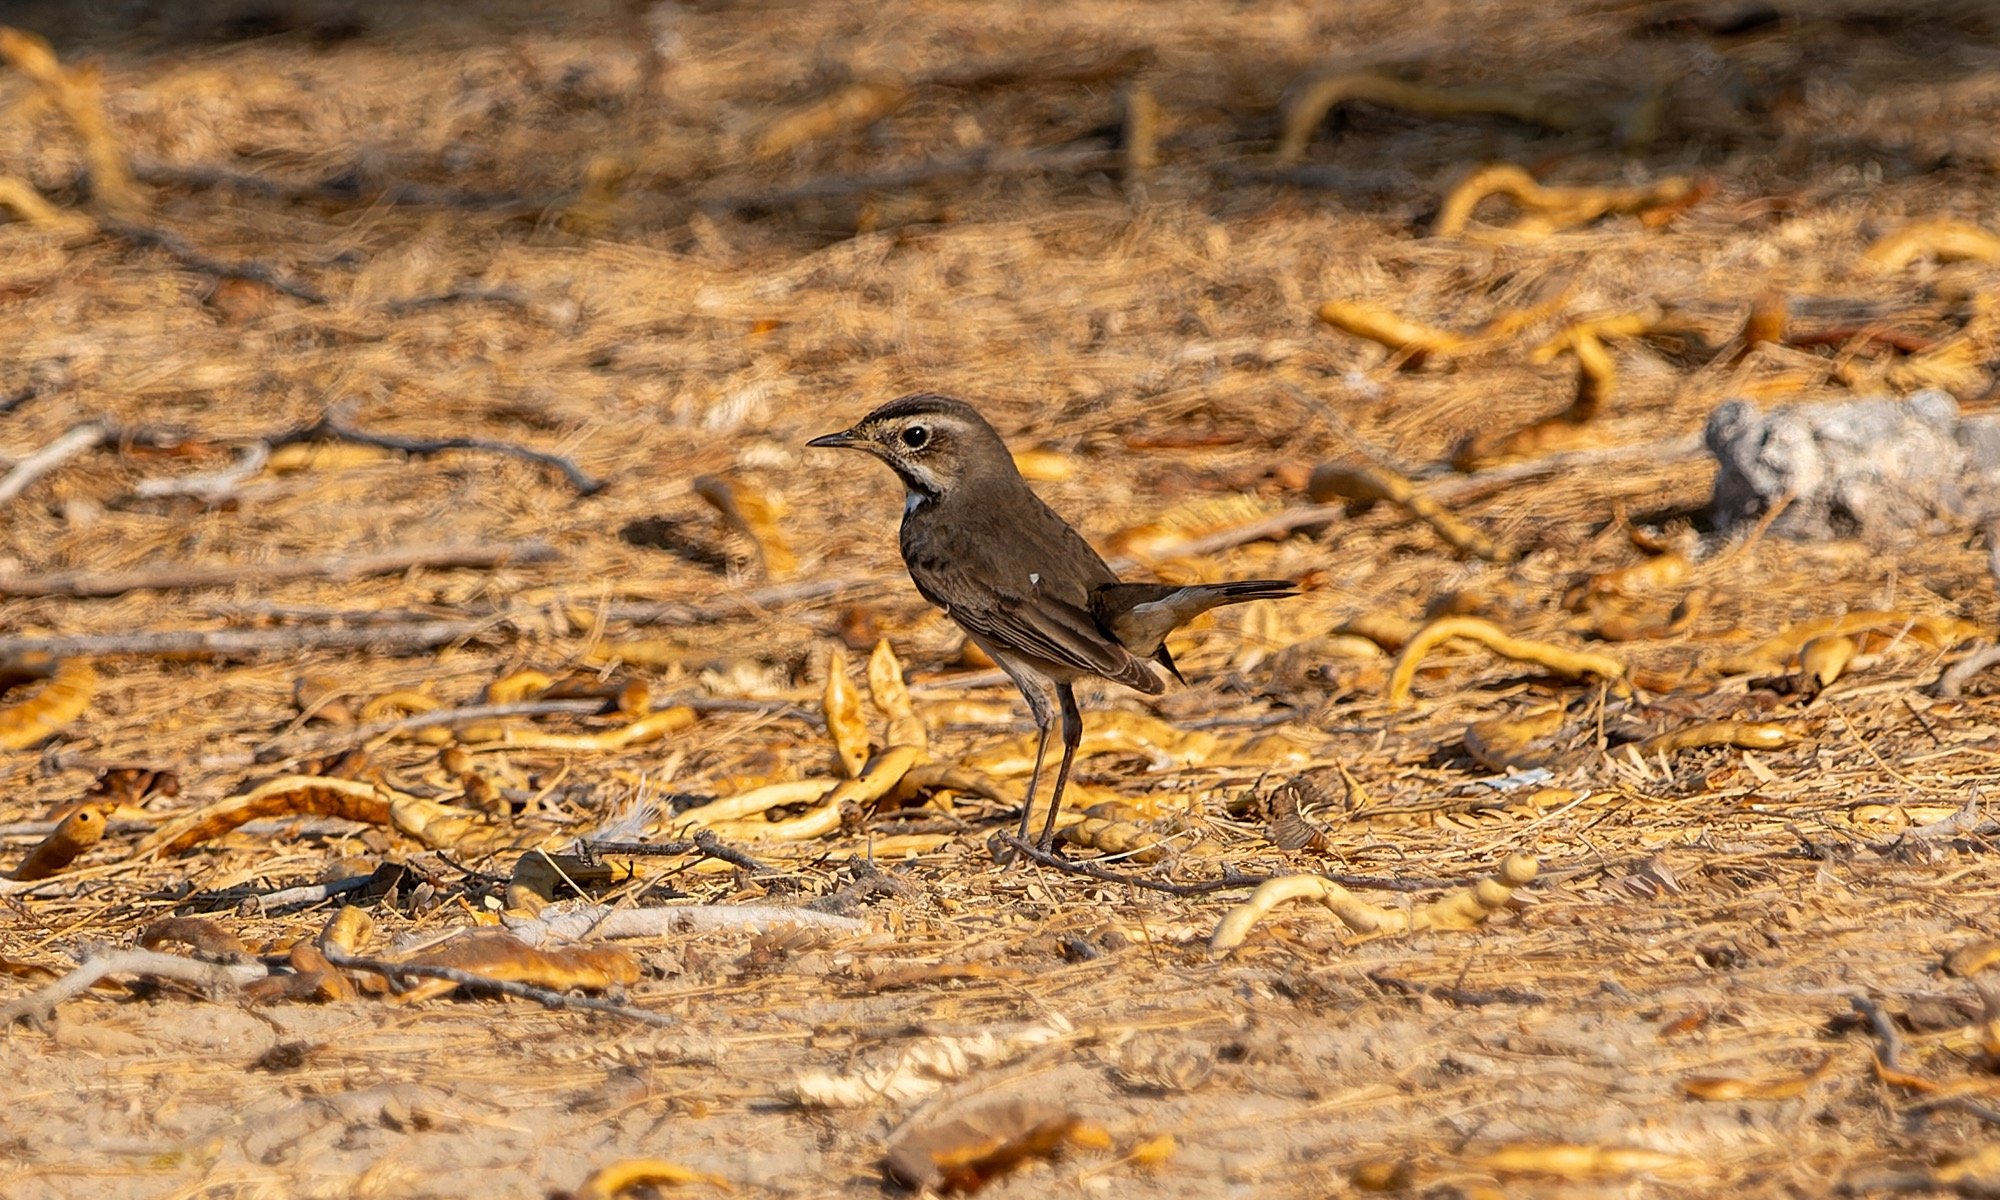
806,429,860,449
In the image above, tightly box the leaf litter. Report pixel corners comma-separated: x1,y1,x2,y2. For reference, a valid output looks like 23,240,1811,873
1,1,2000,1196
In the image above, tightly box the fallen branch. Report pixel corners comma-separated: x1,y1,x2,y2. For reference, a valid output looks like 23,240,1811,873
599,575,876,627
0,422,108,505
375,285,537,315
502,903,865,946
0,540,557,599
1934,643,2000,698
0,618,506,661
1851,993,1907,1072
587,829,776,875
249,698,609,763
995,834,1271,895
131,158,554,214
243,871,393,912
0,575,882,661
318,949,673,1026
129,440,269,502
277,414,606,496
0,948,267,1027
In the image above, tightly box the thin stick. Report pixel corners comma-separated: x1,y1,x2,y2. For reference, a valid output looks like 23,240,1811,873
1936,643,2000,698
1106,504,1341,572
0,948,267,1027
318,949,674,1026
0,618,504,660
501,904,865,945
585,829,776,875
599,575,876,626
244,873,383,911
279,415,606,496
0,422,108,505
1851,993,1906,1071
0,540,557,599
0,576,880,660
0,385,39,418
376,285,538,315
248,698,607,761
997,834,1271,895
702,145,1117,215
100,220,328,304
129,441,270,503
130,158,554,214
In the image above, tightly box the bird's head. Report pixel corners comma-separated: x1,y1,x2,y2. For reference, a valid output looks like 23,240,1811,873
806,393,1017,501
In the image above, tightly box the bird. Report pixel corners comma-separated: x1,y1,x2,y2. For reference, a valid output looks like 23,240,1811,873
807,393,1296,853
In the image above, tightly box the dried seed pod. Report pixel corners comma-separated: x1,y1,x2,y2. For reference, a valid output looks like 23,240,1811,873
0,658,94,750
822,644,870,778
1798,634,1856,699
1634,720,1793,755
1209,853,1536,954
1387,617,1627,708
867,639,927,751
755,80,909,158
8,807,104,881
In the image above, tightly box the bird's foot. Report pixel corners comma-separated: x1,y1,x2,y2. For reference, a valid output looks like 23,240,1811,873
989,832,1277,896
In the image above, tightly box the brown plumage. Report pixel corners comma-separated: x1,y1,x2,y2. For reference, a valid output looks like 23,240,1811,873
808,393,1295,851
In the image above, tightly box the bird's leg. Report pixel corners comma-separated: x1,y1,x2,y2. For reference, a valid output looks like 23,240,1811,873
1036,684,1083,850
1014,719,1052,844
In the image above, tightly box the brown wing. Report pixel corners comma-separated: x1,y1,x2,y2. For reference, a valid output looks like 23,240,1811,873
913,561,1165,695
902,482,1163,694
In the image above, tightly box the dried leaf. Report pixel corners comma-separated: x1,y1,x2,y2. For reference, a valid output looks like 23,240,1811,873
1945,941,2000,977
460,706,695,751
1713,611,1980,676
137,917,247,957
0,27,139,214
391,929,641,1004
0,658,95,750
1798,634,1856,698
1682,1057,1832,1101
884,1097,1105,1193
1103,494,1281,562
486,669,556,705
1306,464,1510,561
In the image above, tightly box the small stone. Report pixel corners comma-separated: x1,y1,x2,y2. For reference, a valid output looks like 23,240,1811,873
1704,389,1997,540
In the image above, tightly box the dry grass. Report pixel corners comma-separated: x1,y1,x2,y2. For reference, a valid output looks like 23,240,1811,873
3,1,2000,1196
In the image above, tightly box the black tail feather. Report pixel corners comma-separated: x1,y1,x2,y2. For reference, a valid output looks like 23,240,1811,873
1091,578,1299,664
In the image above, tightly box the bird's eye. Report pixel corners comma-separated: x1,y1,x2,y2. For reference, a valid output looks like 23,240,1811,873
901,425,930,449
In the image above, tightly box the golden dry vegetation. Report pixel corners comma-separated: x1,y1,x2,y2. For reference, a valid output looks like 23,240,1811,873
3,1,2000,1196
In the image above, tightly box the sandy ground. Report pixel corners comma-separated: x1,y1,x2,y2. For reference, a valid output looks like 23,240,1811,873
3,1,2000,1196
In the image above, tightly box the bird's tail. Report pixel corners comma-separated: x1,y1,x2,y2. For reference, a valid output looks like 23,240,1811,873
1091,579,1298,680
